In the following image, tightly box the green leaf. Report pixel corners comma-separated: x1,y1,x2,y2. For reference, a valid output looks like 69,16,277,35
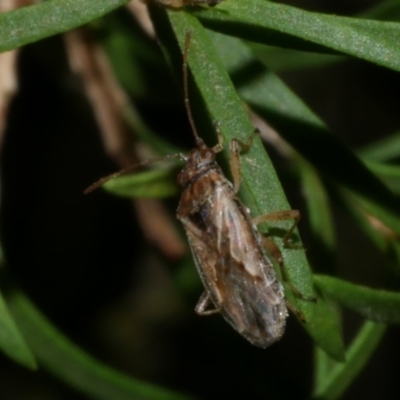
314,275,400,323
344,189,400,238
362,160,400,194
248,42,344,72
358,130,400,196
336,187,392,252
103,168,179,198
7,289,193,400
194,0,400,72
360,0,400,21
0,0,128,53
313,321,386,400
335,187,400,276
358,131,400,162
242,0,400,73
0,287,36,369
0,247,36,369
296,156,336,273
302,287,345,363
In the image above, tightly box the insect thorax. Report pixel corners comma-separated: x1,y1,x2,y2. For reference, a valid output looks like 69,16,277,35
177,147,219,188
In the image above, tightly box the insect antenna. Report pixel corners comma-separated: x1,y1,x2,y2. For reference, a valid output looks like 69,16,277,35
183,31,205,149
84,153,183,194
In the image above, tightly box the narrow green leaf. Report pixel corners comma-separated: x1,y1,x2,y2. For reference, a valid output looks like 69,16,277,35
362,160,400,194
296,156,336,273
0,0,128,53
345,190,400,238
360,0,400,20
7,289,193,400
314,275,400,324
303,287,345,363
313,321,386,400
336,188,391,252
243,0,400,72
248,42,344,72
0,287,36,369
358,131,400,162
299,160,335,250
0,248,36,369
194,0,400,72
314,343,340,397
103,168,179,199
335,187,400,275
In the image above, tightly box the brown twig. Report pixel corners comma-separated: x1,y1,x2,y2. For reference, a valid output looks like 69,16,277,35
0,0,24,153
126,0,155,38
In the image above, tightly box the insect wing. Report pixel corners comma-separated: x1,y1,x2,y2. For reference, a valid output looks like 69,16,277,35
179,176,287,348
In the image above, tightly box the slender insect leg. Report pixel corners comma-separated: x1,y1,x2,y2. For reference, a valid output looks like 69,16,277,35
183,32,225,154
260,236,284,265
195,291,220,316
229,130,259,193
252,210,301,247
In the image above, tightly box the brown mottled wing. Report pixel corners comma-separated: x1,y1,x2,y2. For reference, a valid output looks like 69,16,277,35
181,179,287,348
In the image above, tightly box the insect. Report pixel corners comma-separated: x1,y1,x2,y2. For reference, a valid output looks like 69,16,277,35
85,32,301,348
177,135,290,347
143,0,223,8
176,33,304,348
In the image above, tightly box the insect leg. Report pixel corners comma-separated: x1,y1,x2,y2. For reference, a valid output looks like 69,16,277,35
252,210,301,248
229,130,259,193
195,291,220,316
260,235,284,265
